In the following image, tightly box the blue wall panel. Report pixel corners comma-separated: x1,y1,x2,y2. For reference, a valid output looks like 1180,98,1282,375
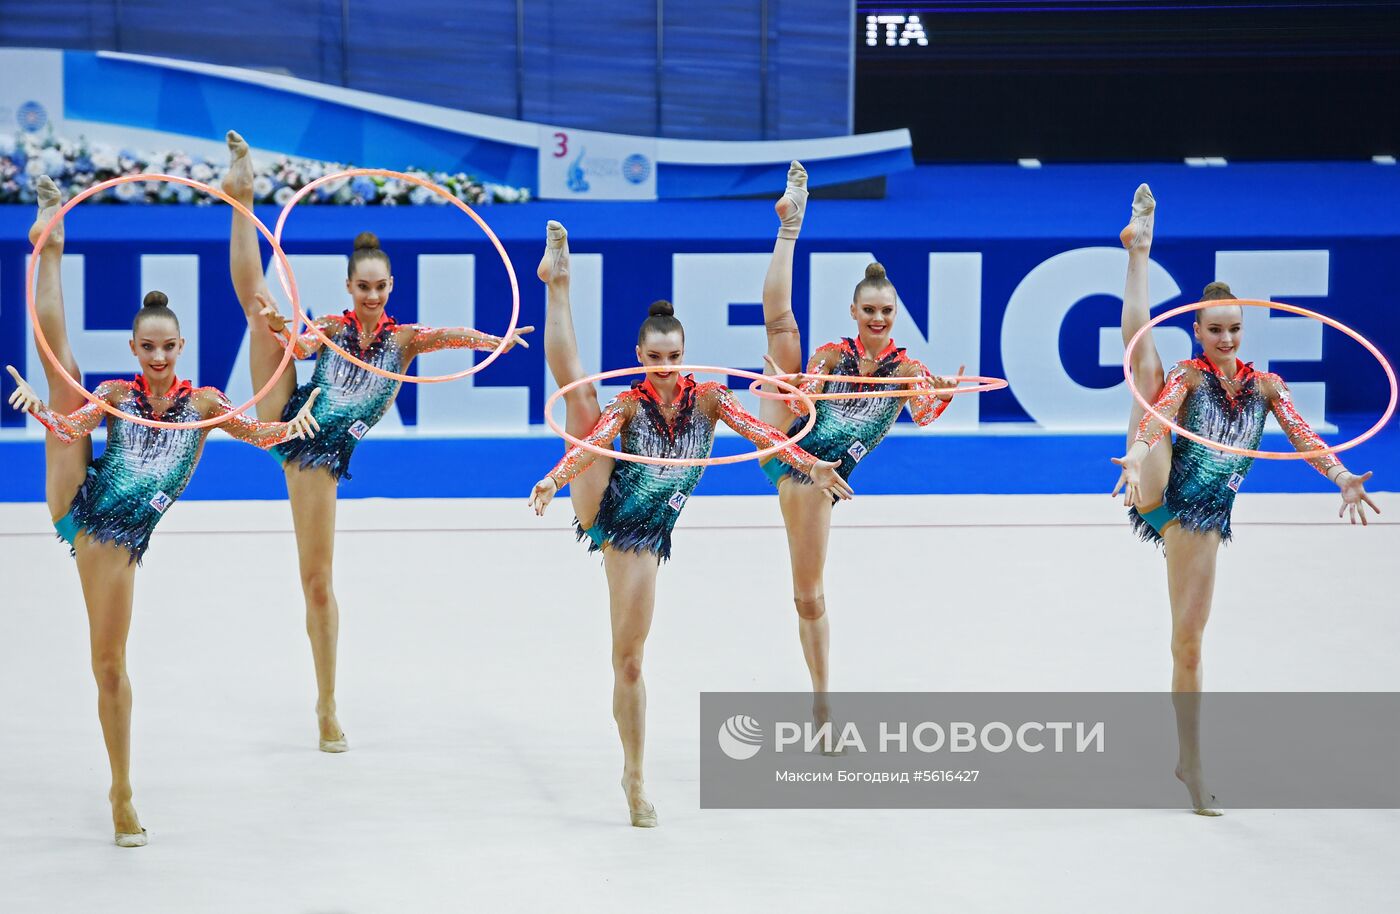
2,162,1395,500
1,1,853,140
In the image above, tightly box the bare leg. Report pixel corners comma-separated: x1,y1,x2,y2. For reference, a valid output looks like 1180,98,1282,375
602,548,659,826
1162,525,1223,815
778,479,835,724
27,178,94,517
758,161,807,434
74,539,143,841
538,221,612,527
224,130,296,421
284,466,345,746
1120,183,1171,505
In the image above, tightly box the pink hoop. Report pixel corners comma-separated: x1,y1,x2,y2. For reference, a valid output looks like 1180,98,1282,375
26,174,302,430
749,372,1008,401
271,169,520,384
1124,298,1397,460
545,366,816,467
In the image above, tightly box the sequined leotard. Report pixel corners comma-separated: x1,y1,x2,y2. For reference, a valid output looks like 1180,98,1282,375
1128,357,1339,545
764,337,950,490
271,311,503,480
547,375,823,562
29,375,305,563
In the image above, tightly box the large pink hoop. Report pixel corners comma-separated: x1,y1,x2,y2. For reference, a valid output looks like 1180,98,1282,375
545,366,816,467
271,169,520,384
1124,298,1397,460
749,372,1008,401
26,174,302,430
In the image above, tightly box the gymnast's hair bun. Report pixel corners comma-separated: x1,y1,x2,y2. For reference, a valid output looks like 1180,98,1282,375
648,299,675,318
142,290,169,309
353,231,381,251
864,262,887,282
1201,280,1235,301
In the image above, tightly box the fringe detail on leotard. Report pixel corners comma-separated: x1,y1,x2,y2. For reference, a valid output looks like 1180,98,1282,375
271,382,357,481
64,463,155,565
573,518,673,563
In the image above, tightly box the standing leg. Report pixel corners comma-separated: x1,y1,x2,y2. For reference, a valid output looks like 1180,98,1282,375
538,221,612,528
284,466,345,748
602,548,660,826
74,540,144,843
1162,525,1224,815
224,130,297,422
1120,183,1171,504
778,479,836,725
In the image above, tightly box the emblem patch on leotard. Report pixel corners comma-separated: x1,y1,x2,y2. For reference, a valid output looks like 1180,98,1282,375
149,491,173,514
1227,472,1245,493
667,491,688,511
348,420,370,440
846,440,868,463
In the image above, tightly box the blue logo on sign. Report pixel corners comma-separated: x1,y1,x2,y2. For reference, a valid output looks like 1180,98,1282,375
566,149,590,193
622,154,650,185
17,101,47,134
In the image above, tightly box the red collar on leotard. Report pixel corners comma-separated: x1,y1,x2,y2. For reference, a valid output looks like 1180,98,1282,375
636,372,696,407
852,336,899,361
132,374,193,398
340,310,397,336
1194,355,1256,381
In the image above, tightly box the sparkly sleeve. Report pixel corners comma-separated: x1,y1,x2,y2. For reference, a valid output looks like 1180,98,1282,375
709,385,818,474
787,347,837,416
545,397,630,488
200,389,303,450
1263,374,1342,477
270,315,337,359
899,358,953,427
402,324,502,358
1134,363,1196,448
27,380,124,444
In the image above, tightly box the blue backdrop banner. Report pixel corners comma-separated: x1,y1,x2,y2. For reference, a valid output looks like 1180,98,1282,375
2,162,1396,499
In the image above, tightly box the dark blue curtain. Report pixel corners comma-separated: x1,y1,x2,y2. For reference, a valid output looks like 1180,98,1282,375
0,0,852,139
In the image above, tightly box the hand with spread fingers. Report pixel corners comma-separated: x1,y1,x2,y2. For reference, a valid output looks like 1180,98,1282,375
1335,469,1380,525
498,326,535,354
933,364,965,402
1111,441,1150,507
255,290,288,333
5,365,42,414
287,388,323,440
809,459,855,501
529,475,560,516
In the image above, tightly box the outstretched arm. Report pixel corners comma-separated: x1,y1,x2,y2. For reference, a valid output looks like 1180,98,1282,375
6,367,118,444
1261,375,1342,477
1111,362,1196,505
783,346,839,416
1261,375,1379,525
199,387,321,449
708,385,853,501
402,323,535,360
258,293,338,359
900,358,960,427
528,398,629,514
1133,363,1195,449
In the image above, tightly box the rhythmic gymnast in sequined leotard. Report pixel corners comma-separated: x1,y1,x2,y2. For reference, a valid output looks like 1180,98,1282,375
528,222,851,827
221,131,533,752
1110,184,1379,816
7,178,320,847
754,163,959,730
